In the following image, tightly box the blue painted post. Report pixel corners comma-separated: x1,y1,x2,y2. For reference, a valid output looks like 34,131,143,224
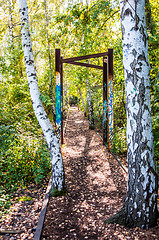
107,49,113,149
61,57,64,144
55,49,61,140
103,56,108,144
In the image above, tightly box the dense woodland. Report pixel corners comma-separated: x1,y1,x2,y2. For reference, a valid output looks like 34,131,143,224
0,0,158,216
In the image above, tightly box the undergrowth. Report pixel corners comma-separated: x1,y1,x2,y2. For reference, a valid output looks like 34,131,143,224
0,124,51,215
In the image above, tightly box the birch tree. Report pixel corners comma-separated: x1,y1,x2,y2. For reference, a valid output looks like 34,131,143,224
18,0,65,192
107,0,158,228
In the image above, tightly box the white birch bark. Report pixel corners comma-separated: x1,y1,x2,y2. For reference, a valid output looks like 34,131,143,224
18,0,65,191
108,0,158,229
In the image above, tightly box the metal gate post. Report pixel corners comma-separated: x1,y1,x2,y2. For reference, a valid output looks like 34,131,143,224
61,57,64,144
55,49,61,140
103,56,108,144
107,49,113,149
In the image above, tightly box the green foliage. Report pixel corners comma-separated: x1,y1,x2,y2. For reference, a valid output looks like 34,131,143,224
0,124,51,192
147,1,159,167
39,92,53,115
0,190,12,216
152,81,159,170
113,125,127,155
16,196,33,202
153,118,159,172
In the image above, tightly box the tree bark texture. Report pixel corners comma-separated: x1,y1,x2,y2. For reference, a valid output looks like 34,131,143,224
18,0,65,191
113,0,158,229
86,78,94,129
78,87,86,115
8,0,14,44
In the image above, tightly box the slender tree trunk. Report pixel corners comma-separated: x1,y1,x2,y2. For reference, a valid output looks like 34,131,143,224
18,0,65,191
78,87,86,114
43,0,56,122
86,78,94,129
107,0,158,229
8,0,14,44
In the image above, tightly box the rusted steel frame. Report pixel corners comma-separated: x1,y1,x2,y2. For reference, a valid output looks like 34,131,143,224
61,52,108,63
61,57,64,145
103,56,108,145
107,49,113,150
66,61,103,69
55,49,62,140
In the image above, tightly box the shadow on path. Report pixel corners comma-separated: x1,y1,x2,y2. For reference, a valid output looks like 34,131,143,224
41,107,159,240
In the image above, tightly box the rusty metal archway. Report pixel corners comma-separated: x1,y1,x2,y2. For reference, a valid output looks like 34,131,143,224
55,49,113,149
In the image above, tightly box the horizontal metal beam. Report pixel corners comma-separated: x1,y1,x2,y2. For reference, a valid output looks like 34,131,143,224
66,61,103,69
61,52,108,63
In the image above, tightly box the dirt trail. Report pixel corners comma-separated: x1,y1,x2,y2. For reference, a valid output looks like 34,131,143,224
41,107,159,240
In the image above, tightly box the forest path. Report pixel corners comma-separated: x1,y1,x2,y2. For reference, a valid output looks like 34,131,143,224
41,107,158,240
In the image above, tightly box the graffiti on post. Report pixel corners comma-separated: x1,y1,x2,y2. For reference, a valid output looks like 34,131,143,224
55,71,61,139
103,99,107,141
108,80,113,148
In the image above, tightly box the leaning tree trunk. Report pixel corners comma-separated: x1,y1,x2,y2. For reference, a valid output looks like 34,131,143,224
18,0,65,191
108,0,158,229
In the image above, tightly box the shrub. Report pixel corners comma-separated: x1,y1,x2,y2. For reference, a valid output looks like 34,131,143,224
0,124,51,192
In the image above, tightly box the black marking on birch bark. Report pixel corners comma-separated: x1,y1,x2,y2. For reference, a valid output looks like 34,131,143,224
125,71,134,85
45,128,51,133
136,62,142,72
49,145,55,150
26,60,34,65
121,24,125,37
137,52,149,66
40,115,48,120
147,163,158,179
29,73,36,77
132,49,137,56
50,133,56,139
134,0,139,30
125,43,133,50
139,25,148,47
124,8,132,17
28,80,34,84
139,82,145,104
